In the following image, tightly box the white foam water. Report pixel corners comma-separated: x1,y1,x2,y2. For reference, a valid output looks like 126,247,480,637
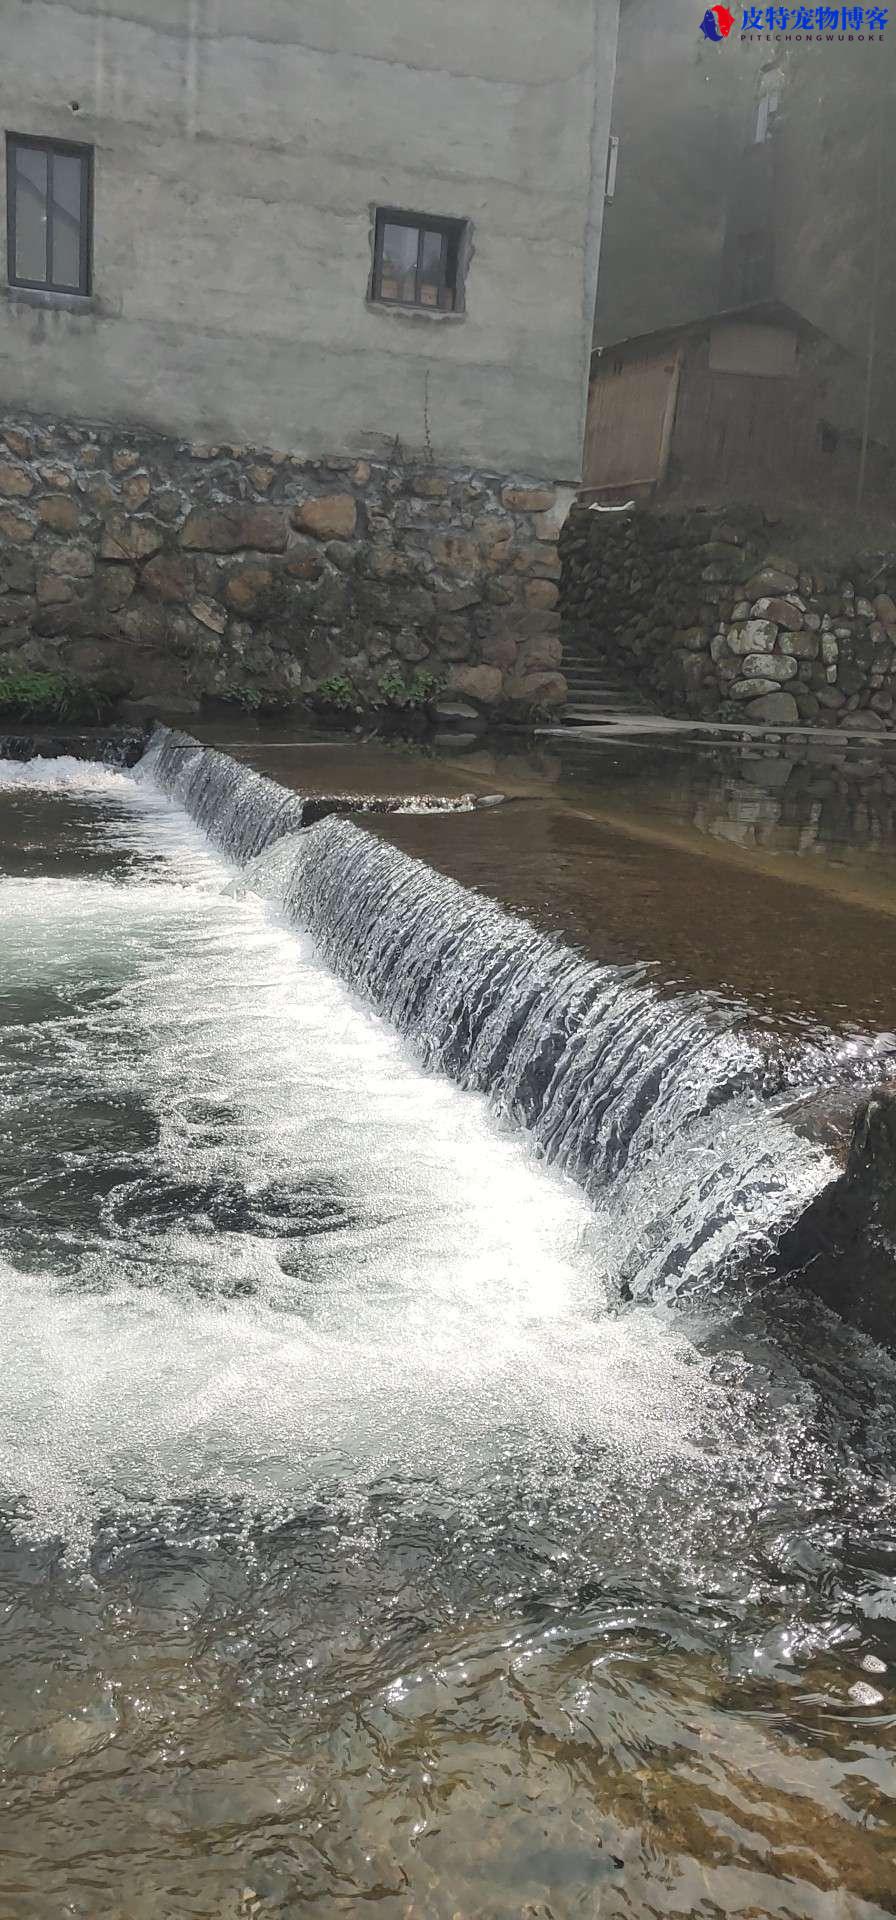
0,752,137,792
0,758,758,1553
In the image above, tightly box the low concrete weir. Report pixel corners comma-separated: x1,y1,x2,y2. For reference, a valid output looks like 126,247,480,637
138,724,895,1305
139,725,481,862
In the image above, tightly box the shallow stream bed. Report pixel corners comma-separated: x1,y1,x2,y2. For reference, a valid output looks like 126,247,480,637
1,751,895,1919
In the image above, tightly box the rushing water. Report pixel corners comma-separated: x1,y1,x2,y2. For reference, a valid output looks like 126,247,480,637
1,743,895,1918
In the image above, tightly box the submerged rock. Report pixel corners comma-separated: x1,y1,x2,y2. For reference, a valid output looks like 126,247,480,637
433,697,484,729
776,1086,896,1346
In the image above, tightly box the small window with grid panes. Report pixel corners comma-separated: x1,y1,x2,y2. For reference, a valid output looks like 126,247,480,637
371,209,466,312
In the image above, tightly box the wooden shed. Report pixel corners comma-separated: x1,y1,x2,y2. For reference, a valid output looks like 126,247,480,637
583,301,889,509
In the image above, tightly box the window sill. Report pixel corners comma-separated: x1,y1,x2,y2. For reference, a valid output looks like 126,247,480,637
3,283,97,314
365,298,466,325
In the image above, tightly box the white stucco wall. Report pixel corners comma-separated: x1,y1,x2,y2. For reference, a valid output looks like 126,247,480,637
0,0,619,477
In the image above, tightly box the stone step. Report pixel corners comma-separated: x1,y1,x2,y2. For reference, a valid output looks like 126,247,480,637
560,705,616,724
559,682,658,724
561,655,656,704
562,696,644,711
564,672,633,687
564,679,639,696
563,669,616,684
564,691,643,707
562,663,643,686
563,683,656,708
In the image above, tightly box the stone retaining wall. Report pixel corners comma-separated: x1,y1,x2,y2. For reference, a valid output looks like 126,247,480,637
0,411,570,721
561,504,896,731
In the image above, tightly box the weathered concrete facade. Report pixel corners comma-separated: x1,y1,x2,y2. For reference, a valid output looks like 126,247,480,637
0,0,617,478
0,2,617,713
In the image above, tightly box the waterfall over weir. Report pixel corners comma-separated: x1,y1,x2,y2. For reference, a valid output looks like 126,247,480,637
140,728,853,1300
138,725,478,863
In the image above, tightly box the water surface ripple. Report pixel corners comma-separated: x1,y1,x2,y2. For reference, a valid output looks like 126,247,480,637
0,753,893,1919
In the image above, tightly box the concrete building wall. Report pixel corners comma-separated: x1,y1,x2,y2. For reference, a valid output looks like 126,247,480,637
0,0,619,480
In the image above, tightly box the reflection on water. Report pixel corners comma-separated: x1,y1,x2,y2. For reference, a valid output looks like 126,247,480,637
0,761,895,1918
437,729,896,876
186,717,896,881
553,732,896,873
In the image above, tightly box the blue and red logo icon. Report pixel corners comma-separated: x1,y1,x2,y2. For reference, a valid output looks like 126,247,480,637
700,4,736,34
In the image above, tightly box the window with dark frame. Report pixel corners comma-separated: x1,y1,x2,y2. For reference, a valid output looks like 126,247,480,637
6,133,93,295
372,209,465,312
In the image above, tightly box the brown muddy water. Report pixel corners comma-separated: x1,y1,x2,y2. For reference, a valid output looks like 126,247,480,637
1,735,895,1919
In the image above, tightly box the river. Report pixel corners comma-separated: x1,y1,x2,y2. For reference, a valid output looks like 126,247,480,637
0,743,894,1918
